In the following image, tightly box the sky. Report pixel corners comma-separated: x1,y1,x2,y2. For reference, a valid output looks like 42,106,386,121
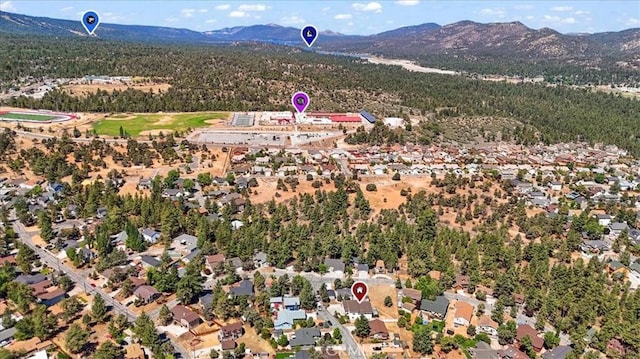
1,0,638,35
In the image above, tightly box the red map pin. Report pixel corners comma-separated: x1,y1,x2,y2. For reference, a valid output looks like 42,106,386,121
351,281,369,303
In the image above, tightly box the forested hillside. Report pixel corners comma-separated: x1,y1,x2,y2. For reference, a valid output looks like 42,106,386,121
1,34,640,155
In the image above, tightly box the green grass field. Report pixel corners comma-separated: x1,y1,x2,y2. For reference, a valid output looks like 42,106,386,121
275,353,293,359
92,112,227,136
0,112,57,121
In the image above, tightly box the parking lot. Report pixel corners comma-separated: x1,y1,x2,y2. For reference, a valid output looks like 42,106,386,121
193,131,286,146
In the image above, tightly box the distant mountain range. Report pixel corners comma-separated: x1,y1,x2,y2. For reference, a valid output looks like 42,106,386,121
1,10,639,62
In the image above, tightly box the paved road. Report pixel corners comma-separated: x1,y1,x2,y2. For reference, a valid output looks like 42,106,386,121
316,305,365,359
12,220,191,358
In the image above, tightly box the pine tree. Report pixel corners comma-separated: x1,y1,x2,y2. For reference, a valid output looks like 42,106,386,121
91,294,108,322
158,304,172,326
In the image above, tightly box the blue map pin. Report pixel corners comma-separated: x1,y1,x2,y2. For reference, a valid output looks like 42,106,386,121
81,11,100,35
301,25,318,47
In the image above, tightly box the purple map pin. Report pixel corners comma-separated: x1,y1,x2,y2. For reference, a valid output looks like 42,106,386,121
292,92,310,113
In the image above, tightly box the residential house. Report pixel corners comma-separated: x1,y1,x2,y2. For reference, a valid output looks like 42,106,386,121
220,339,236,351
139,255,161,269
477,315,499,336
420,296,449,320
134,285,160,304
580,240,609,254
342,300,374,321
548,181,562,191
498,345,529,359
374,259,386,274
608,222,629,236
289,328,321,349
172,234,198,254
454,301,474,327
125,343,146,359
139,228,161,243
219,322,244,341
516,324,543,352
323,258,345,277
236,177,249,190
356,264,369,279
402,288,422,306
199,292,214,312
595,214,612,226
270,296,301,311
78,248,97,263
469,341,500,359
453,275,470,290
273,309,306,330
253,252,268,268
137,178,152,190
110,231,128,245
37,288,65,307
229,279,254,297
206,254,226,273
542,345,573,359
15,274,47,286
0,327,17,347
162,188,183,199
0,255,16,267
369,319,389,340
171,305,201,330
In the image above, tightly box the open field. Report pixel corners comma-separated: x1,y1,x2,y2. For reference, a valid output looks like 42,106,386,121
61,82,172,96
0,112,58,121
92,112,230,136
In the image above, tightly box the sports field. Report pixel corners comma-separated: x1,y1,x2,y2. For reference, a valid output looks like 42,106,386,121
92,112,228,136
0,112,58,121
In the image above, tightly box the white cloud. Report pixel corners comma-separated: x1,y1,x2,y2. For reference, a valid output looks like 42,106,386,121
199,9,208,13
164,17,178,23
514,4,533,10
237,4,269,12
525,15,534,20
551,6,573,12
0,1,16,12
322,7,331,13
334,14,353,20
395,0,419,5
102,12,125,22
352,2,382,13
181,8,196,18
206,19,217,24
347,22,354,26
479,8,506,19
229,10,248,18
625,17,640,27
60,6,73,12
574,10,590,15
542,15,577,24
215,4,231,11
281,15,305,25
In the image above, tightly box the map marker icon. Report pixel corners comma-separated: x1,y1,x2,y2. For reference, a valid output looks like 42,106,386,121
81,11,100,35
301,25,318,47
292,92,310,113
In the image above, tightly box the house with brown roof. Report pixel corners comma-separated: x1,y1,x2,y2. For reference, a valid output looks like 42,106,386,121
219,322,244,341
30,279,52,295
220,339,237,351
0,255,16,266
402,288,422,306
516,324,543,352
369,319,389,340
477,315,498,336
206,254,226,272
125,343,146,359
453,301,474,327
453,275,470,290
133,285,160,304
374,260,386,273
427,270,442,281
171,305,201,330
37,288,65,307
342,300,374,321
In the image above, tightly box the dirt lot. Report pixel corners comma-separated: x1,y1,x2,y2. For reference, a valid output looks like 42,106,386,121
368,284,398,319
61,82,171,97
237,326,275,354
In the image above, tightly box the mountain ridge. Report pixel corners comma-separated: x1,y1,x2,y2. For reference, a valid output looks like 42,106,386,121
1,10,639,62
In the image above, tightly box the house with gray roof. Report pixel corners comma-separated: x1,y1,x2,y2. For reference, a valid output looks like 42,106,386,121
419,295,449,320
15,274,47,285
172,234,197,253
323,258,345,278
139,228,160,243
229,279,254,297
110,231,128,244
253,251,268,268
289,328,320,349
140,255,161,268
608,222,629,236
0,327,17,347
469,341,500,359
542,345,572,359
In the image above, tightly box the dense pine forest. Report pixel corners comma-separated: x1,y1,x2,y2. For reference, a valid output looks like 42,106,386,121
1,34,640,156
